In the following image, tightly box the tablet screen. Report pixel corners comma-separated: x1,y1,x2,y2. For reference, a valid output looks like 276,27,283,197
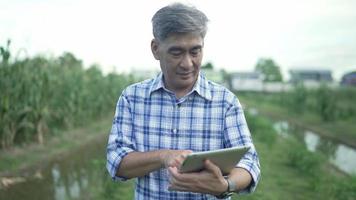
179,146,250,175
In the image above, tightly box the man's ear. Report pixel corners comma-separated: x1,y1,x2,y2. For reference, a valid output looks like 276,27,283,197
151,39,160,60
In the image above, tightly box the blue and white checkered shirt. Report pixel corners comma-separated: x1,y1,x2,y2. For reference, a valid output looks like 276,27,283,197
107,72,260,200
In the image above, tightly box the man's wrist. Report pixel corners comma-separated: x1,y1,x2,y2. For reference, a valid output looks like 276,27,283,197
227,178,237,192
215,176,235,199
158,149,169,168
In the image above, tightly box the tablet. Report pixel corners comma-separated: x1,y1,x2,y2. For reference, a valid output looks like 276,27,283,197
179,146,250,175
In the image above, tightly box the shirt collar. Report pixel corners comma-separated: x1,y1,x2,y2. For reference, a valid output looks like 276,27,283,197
149,72,212,101
193,72,212,101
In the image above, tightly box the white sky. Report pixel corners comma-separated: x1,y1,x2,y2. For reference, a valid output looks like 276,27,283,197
1,0,356,80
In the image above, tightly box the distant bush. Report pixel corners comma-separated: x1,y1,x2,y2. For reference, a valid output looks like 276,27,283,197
288,83,308,114
285,137,324,176
314,84,336,121
245,112,277,147
91,159,134,200
331,176,356,200
240,85,356,122
311,171,356,200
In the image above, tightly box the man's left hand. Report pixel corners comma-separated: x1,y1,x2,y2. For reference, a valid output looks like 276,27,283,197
168,159,228,195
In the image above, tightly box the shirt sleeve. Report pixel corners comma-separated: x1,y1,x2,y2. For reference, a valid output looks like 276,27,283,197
106,90,136,181
223,96,261,194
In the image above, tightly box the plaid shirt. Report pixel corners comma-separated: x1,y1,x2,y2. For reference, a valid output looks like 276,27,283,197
107,72,260,200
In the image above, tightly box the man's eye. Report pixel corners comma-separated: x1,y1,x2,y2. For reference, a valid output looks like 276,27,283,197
190,48,201,56
169,49,183,56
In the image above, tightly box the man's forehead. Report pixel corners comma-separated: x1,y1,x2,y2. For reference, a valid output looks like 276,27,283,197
159,33,204,48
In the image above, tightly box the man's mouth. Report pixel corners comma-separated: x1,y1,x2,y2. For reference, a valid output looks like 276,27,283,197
177,72,193,76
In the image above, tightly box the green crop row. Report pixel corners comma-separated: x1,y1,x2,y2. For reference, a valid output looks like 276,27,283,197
0,52,134,148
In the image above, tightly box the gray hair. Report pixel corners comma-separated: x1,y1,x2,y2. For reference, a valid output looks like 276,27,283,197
152,3,209,41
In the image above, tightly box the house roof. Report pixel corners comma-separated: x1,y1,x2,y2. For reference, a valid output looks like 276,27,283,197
289,69,332,74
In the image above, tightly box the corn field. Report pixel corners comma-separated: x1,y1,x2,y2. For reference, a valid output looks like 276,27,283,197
0,44,133,149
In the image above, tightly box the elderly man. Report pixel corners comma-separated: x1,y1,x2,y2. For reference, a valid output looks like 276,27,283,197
107,3,260,199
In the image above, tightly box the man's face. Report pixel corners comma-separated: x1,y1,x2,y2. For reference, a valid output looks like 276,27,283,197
151,33,203,93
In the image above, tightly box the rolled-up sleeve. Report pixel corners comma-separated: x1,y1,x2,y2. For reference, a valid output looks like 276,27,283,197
106,91,136,181
223,96,261,194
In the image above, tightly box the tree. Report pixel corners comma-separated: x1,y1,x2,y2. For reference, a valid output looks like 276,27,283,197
201,62,214,70
255,58,283,82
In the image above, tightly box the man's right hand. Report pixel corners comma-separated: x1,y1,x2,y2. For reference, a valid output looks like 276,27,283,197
161,150,193,168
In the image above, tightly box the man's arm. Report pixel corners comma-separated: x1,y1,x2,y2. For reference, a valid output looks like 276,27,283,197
117,149,192,179
228,167,253,192
107,91,191,180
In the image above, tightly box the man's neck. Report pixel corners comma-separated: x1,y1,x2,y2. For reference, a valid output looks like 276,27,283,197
164,81,195,99
174,89,192,99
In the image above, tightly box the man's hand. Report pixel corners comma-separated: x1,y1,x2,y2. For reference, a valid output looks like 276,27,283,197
168,159,228,196
161,149,193,168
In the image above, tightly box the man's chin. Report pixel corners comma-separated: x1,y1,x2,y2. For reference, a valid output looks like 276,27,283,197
178,74,197,83
177,76,197,87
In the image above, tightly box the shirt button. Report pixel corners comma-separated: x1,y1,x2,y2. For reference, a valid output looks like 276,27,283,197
172,129,177,134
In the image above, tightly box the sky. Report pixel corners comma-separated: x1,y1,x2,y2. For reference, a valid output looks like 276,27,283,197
1,0,356,81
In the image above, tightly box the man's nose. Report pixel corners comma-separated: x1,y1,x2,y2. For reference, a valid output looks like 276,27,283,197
179,54,194,69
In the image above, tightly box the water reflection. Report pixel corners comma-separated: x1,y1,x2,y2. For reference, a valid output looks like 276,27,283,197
330,144,356,175
273,120,356,175
273,121,289,138
304,131,319,152
0,137,106,200
247,107,259,116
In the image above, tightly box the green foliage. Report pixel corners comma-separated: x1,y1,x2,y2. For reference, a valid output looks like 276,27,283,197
234,110,356,200
90,159,135,200
0,52,133,148
285,137,323,176
310,172,356,200
288,83,308,114
255,58,283,82
328,87,356,120
331,176,356,200
314,84,336,121
201,62,214,70
241,84,356,123
245,112,276,147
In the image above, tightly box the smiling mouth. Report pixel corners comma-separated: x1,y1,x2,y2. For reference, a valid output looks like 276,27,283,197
177,72,193,76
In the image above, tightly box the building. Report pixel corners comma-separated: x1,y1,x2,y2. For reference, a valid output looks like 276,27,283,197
289,69,333,88
341,71,356,86
230,72,264,92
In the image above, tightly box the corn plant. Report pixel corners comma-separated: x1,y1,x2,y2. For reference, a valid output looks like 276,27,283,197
0,46,133,148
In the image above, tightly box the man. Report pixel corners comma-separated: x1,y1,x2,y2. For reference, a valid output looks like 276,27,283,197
107,3,260,199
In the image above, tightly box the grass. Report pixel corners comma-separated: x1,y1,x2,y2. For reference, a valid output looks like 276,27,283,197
83,159,135,200
237,141,315,200
238,95,356,148
236,114,356,200
236,114,316,199
0,115,113,176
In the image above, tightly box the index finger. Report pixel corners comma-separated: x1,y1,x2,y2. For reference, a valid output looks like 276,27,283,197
203,159,221,173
